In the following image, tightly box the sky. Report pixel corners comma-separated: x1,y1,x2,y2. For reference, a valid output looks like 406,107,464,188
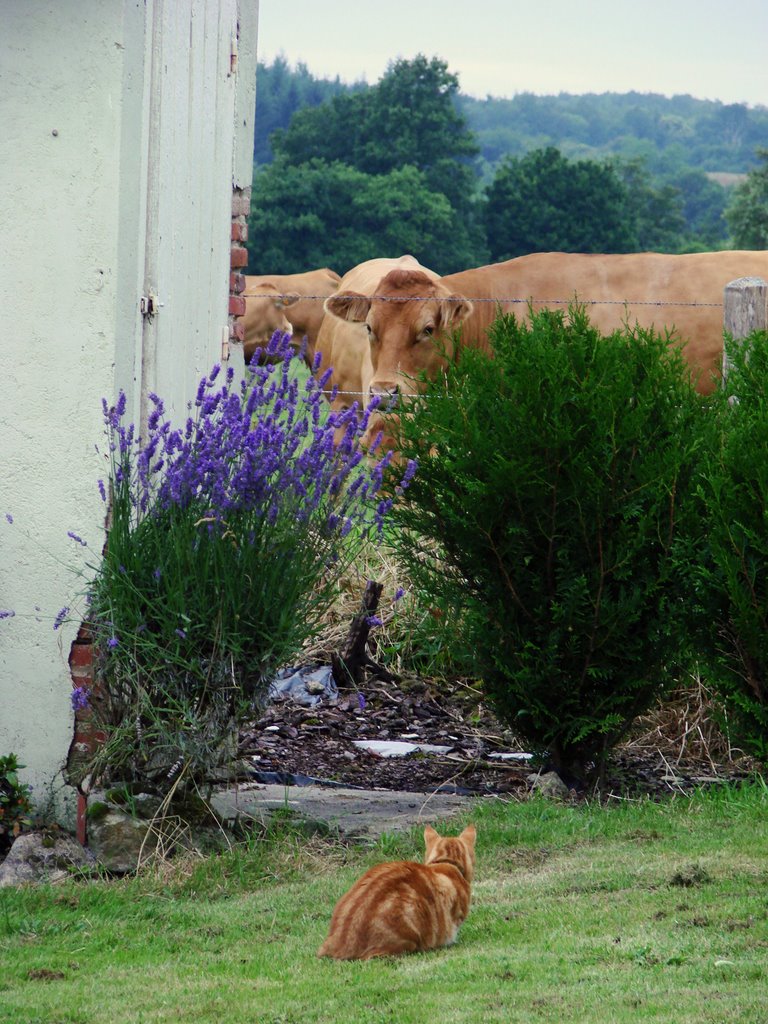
257,0,768,107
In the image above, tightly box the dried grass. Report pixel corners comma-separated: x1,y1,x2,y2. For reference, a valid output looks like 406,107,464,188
303,544,409,665
622,669,747,772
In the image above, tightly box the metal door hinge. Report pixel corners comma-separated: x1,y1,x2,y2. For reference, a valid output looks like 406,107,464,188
140,293,161,318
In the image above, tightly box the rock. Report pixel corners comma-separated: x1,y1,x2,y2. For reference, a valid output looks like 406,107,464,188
0,831,96,888
528,770,572,800
210,782,476,840
132,792,166,819
86,807,159,873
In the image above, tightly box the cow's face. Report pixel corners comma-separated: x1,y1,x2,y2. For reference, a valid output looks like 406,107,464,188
243,287,300,363
325,270,473,410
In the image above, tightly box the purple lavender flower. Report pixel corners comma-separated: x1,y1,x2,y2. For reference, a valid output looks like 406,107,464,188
53,606,69,630
365,615,383,628
98,479,107,502
0,610,15,620
357,692,366,710
393,588,405,603
67,531,87,547
93,330,416,691
174,628,187,640
5,513,13,524
70,686,91,712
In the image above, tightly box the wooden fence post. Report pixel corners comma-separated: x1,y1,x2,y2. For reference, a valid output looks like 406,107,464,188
722,276,768,385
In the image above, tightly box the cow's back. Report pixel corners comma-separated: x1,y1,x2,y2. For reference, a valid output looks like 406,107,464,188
442,251,768,392
243,268,341,360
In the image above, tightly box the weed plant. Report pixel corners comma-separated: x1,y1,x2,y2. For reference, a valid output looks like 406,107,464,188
82,333,414,789
0,754,32,855
387,307,708,783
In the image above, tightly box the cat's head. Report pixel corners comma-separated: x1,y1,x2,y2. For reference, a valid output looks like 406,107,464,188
423,824,476,882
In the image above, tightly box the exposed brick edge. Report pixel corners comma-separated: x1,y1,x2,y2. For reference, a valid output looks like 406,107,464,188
229,186,251,348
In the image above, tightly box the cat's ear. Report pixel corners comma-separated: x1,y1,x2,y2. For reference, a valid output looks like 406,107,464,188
460,825,477,850
424,825,439,852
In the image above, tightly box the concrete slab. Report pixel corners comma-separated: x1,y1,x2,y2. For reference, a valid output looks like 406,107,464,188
210,782,478,840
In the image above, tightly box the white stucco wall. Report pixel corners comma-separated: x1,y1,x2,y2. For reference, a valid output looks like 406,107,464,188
0,1,129,824
0,0,258,824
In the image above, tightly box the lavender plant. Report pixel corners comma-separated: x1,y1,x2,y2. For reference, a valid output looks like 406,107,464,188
85,332,413,788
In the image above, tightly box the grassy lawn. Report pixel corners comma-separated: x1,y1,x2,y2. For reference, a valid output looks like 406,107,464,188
1,782,766,1024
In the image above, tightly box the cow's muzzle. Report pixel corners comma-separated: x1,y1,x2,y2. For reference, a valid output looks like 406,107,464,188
368,383,401,411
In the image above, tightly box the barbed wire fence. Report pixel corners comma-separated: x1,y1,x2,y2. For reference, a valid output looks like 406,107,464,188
242,292,724,308
241,276,768,398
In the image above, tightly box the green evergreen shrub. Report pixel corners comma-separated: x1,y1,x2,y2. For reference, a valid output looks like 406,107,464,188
697,330,768,759
387,307,707,783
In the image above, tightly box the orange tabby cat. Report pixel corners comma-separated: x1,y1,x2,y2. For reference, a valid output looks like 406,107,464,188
317,824,476,960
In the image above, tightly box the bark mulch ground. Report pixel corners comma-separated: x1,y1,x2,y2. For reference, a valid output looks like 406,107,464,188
238,673,761,800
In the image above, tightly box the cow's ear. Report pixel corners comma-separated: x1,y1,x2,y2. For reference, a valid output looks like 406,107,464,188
324,291,371,323
275,291,300,309
440,295,473,328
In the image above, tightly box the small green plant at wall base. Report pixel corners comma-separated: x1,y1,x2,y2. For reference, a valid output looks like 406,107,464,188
697,329,768,760
0,754,33,853
387,306,707,785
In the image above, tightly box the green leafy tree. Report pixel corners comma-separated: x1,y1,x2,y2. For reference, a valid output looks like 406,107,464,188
614,159,687,252
670,168,728,250
272,55,478,203
387,307,705,783
267,55,487,268
253,57,362,165
484,147,637,259
247,159,482,276
726,149,768,249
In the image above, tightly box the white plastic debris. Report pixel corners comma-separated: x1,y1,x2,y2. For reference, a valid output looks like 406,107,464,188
352,740,453,758
488,752,534,761
268,665,338,707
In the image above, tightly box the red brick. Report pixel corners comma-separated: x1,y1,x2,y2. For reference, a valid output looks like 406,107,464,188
229,319,245,342
229,295,246,317
231,191,252,217
76,793,87,846
75,623,94,643
69,642,93,672
231,221,248,242
231,272,246,294
230,246,248,269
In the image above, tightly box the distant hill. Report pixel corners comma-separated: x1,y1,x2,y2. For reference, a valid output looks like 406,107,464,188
458,91,768,179
254,59,768,178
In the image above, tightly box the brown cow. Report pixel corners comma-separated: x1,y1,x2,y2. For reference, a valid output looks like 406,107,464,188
242,268,341,365
325,251,768,409
315,257,439,438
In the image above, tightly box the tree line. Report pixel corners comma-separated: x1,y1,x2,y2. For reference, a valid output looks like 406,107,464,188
248,56,768,276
